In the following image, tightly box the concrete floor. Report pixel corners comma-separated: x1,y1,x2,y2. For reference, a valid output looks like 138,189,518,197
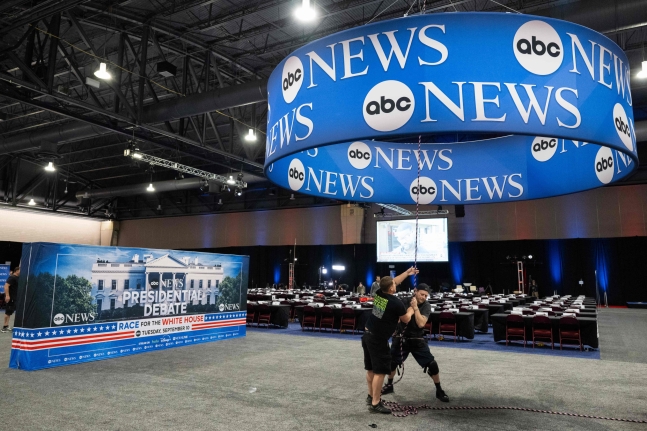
0,309,645,431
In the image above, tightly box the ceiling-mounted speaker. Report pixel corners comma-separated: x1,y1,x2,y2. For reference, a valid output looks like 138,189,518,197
455,205,465,218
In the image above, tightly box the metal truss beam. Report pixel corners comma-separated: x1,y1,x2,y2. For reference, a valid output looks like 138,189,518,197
124,149,247,188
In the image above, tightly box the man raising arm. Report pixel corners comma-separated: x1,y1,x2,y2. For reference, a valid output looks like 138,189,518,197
362,267,418,414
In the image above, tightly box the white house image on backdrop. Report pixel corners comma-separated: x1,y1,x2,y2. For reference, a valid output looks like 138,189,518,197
90,253,224,312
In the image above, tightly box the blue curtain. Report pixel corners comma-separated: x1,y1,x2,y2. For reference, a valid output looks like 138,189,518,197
547,239,564,294
449,242,463,285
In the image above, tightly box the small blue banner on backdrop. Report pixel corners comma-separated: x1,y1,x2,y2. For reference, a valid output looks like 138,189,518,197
264,13,637,204
10,243,249,371
0,264,9,294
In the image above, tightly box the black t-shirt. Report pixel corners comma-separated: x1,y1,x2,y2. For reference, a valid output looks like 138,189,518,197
5,275,18,300
366,290,407,340
397,299,431,338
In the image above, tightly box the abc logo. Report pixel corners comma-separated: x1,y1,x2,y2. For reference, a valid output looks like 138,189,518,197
363,80,415,132
53,313,65,326
409,177,437,205
612,103,634,151
594,146,614,185
282,56,304,104
531,136,557,162
347,142,372,169
513,20,563,75
219,304,225,312
287,158,305,191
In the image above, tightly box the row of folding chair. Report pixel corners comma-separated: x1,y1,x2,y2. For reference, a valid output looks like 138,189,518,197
505,314,583,350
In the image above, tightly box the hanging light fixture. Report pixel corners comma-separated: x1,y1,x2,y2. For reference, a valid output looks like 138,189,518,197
637,61,647,79
235,188,242,196
44,161,56,172
227,175,236,185
28,199,36,206
146,183,155,192
94,62,111,80
295,0,316,21
245,128,257,142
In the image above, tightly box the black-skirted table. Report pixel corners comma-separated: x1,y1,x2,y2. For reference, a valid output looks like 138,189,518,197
490,313,598,348
294,306,373,331
427,312,475,340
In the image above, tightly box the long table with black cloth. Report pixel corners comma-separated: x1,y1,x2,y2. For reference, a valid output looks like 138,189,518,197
294,306,373,331
247,303,291,328
490,314,598,348
426,312,476,340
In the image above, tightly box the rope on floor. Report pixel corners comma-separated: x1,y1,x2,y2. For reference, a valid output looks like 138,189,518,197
380,401,647,423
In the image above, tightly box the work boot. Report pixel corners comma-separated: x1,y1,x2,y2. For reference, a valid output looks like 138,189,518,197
369,400,392,414
436,389,450,402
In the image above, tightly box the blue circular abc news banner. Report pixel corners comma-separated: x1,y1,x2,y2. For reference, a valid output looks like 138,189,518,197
264,13,637,205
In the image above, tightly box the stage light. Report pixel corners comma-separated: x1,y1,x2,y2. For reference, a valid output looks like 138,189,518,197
328,282,333,286
637,61,647,79
322,268,327,274
245,128,257,142
94,62,111,80
235,188,242,196
28,199,36,206
295,0,316,21
332,265,345,271
528,255,533,259
227,175,235,185
146,183,155,192
44,161,55,172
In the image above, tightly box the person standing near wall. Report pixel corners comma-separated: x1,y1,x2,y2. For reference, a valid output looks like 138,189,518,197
2,266,20,333
370,276,381,296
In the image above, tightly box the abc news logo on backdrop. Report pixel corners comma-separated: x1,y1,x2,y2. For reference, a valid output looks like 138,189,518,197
409,177,437,205
287,158,305,191
594,146,614,185
282,56,304,104
53,312,96,326
531,136,558,162
347,142,372,169
363,80,415,132
513,20,563,75
613,103,634,151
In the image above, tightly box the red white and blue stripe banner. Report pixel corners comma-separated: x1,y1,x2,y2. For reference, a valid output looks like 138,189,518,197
10,312,246,370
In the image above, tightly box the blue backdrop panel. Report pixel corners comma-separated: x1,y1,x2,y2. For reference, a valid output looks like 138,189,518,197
264,13,637,204
0,264,9,294
10,242,248,371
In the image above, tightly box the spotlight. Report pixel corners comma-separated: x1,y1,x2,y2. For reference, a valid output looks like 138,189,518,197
94,62,111,80
146,183,155,192
322,268,328,274
332,265,345,271
44,161,55,172
237,172,244,181
637,61,647,79
295,0,316,21
528,255,533,259
28,199,36,206
245,128,257,142
235,188,242,196
227,175,235,185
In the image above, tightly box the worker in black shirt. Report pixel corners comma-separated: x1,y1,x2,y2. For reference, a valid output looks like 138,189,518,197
363,267,418,414
381,283,450,402
2,265,20,333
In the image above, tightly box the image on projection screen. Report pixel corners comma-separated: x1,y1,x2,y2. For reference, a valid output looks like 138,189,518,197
376,219,448,262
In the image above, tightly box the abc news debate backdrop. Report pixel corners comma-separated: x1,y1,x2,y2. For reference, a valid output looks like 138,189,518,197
264,13,637,205
10,242,248,371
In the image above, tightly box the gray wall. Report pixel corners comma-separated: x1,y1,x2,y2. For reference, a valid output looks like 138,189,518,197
118,184,647,249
